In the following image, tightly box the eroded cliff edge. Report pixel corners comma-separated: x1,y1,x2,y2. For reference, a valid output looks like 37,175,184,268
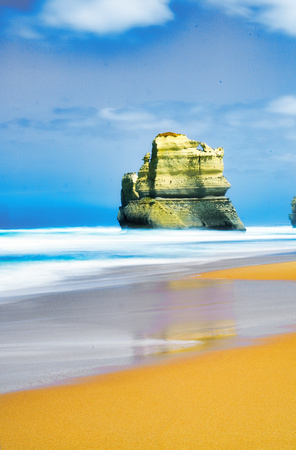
118,133,245,230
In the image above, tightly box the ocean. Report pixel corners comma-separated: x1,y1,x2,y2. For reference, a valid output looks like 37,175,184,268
1,225,296,392
1,225,296,298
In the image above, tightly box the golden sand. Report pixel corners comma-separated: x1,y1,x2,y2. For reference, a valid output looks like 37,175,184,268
199,260,296,281
0,331,295,449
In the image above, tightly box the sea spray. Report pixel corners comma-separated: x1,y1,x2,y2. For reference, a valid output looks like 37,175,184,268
0,226,295,298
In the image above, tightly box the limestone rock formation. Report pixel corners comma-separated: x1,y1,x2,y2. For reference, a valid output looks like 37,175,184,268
118,132,245,230
289,196,296,227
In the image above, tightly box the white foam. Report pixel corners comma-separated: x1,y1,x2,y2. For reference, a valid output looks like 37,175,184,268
0,226,295,298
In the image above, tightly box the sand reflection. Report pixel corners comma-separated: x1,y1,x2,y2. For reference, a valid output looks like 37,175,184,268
3,272,295,393
139,277,236,355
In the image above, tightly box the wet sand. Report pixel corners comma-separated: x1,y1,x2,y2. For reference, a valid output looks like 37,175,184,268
0,259,296,448
1,255,296,393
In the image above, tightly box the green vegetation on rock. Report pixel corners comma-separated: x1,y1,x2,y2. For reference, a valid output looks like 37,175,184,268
289,196,296,227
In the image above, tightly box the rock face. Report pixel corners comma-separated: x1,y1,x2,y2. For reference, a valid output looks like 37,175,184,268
118,132,245,230
289,197,296,227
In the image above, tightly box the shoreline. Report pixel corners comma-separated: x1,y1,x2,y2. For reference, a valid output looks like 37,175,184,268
2,250,296,302
1,256,296,447
1,252,296,394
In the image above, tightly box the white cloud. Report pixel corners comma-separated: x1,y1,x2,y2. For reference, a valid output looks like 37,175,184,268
40,0,174,35
267,95,296,115
100,107,178,130
100,108,155,123
274,152,296,162
205,0,296,36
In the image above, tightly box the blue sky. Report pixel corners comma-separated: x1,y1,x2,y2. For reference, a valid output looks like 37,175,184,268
1,0,296,227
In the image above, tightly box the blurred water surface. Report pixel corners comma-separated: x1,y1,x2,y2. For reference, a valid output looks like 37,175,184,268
1,226,296,392
0,226,296,297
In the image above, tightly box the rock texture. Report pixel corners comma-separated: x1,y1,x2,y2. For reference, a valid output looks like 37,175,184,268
118,132,245,230
289,196,296,227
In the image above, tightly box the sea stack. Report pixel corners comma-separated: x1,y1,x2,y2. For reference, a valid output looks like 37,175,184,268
118,132,245,230
289,196,296,227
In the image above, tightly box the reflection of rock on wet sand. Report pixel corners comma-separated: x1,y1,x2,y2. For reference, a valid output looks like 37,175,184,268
162,320,236,343
147,278,237,353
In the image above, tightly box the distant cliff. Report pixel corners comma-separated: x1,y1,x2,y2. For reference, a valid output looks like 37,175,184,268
118,133,245,230
289,196,296,227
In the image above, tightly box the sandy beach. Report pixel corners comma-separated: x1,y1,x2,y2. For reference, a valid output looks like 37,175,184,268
200,260,296,281
0,256,296,448
0,331,296,449
2,0,296,444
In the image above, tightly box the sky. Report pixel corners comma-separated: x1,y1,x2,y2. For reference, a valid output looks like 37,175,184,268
1,0,296,227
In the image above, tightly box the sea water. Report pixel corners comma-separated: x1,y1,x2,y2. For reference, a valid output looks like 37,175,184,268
1,225,296,392
0,226,296,298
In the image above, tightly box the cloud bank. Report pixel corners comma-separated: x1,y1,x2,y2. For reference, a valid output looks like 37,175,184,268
40,0,174,35
267,95,296,115
3,0,296,38
205,0,296,36
3,95,296,137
